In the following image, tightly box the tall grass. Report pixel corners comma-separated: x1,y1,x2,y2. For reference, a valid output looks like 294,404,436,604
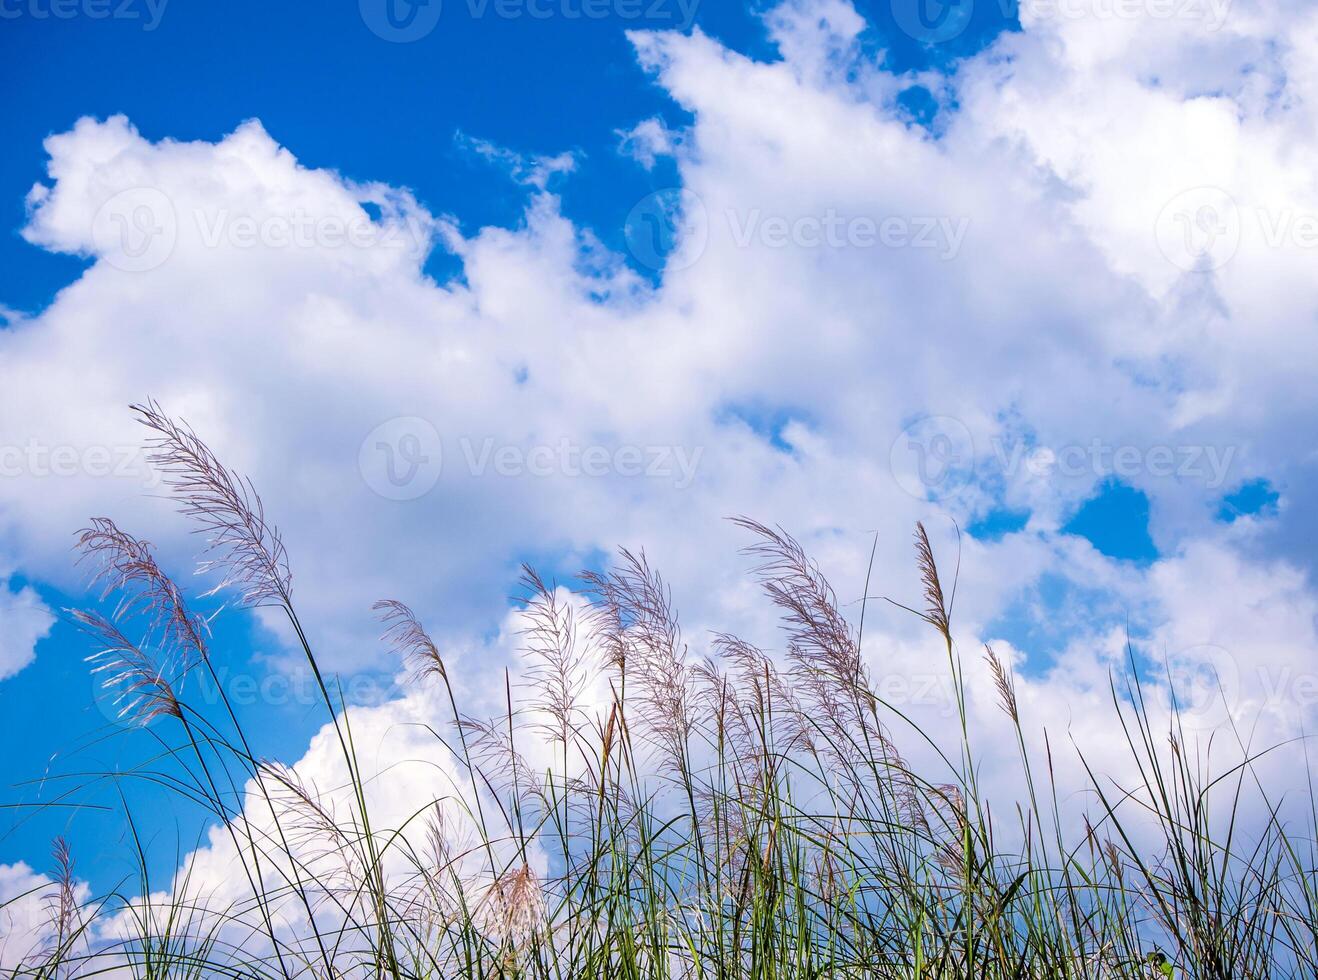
6,404,1316,978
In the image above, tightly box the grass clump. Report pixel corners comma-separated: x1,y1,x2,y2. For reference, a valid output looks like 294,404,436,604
5,403,1316,979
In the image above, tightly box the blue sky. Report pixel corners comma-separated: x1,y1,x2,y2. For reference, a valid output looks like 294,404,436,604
1,0,1312,940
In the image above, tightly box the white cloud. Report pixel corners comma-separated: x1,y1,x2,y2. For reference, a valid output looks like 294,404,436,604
454,132,579,189
0,576,55,681
0,859,89,972
617,116,683,169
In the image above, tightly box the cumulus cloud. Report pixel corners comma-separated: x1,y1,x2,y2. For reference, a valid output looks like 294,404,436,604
2,0,1318,934
617,117,684,169
0,862,54,970
0,575,55,681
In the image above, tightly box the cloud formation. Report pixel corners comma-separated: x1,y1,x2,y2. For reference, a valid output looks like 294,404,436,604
0,574,54,681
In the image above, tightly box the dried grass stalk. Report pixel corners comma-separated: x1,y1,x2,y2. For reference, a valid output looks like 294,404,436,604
133,400,292,608
984,644,1019,724
76,517,209,669
482,863,544,949
375,599,445,683
72,609,182,725
582,549,693,776
517,566,586,744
